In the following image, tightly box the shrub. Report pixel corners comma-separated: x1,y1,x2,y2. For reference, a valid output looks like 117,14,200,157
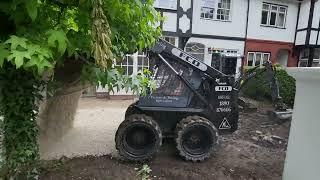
241,67,296,107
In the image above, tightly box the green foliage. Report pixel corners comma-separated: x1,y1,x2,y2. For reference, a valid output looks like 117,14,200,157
0,63,44,178
136,164,152,180
242,67,296,107
25,0,38,21
82,64,156,96
0,0,161,74
275,69,296,107
47,30,68,55
2,35,55,74
0,0,161,177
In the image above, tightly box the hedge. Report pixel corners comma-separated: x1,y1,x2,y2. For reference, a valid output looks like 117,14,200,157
241,66,296,108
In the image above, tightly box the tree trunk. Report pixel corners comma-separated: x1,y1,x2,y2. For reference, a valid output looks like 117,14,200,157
39,58,89,141
39,90,82,141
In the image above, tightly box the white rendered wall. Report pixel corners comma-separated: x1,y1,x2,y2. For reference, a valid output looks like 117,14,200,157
180,0,191,11
186,37,245,66
312,1,320,28
192,0,248,38
298,0,310,29
310,30,318,45
295,31,307,45
247,0,298,42
283,68,320,180
163,12,177,32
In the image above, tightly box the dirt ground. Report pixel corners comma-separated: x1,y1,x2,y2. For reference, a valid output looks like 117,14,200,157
40,98,291,180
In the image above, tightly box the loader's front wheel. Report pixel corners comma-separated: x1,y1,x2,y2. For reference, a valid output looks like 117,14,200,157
175,116,218,162
115,114,162,161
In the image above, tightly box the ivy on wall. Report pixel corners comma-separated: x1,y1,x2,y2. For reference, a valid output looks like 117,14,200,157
0,63,44,178
0,0,162,178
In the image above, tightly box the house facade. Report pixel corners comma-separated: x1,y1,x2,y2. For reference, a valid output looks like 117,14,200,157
156,0,320,68
83,0,320,98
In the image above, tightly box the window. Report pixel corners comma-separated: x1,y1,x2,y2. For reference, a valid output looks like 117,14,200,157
116,55,134,76
200,0,231,21
164,36,177,46
261,3,287,28
201,7,215,19
185,43,205,61
217,0,231,20
247,52,270,67
137,51,150,72
298,48,320,67
154,0,177,10
225,49,238,54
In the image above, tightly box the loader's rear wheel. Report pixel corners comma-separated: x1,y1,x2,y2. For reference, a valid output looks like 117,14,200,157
115,114,162,161
175,116,218,162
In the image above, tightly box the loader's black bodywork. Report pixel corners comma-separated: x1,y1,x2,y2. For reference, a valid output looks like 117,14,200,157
125,39,239,137
116,39,292,162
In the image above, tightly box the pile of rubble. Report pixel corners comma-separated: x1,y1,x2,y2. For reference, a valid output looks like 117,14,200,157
251,130,286,146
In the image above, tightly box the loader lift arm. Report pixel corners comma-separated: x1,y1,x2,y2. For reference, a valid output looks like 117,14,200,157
150,39,291,119
234,61,292,119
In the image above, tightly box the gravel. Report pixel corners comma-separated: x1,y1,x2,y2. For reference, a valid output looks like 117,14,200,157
40,98,134,160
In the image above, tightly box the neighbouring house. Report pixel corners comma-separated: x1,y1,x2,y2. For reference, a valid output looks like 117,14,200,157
82,0,320,99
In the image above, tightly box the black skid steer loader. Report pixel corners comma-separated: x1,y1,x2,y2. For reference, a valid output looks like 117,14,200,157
115,39,292,162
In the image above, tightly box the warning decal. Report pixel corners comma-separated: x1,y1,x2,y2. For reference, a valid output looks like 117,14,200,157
219,118,231,129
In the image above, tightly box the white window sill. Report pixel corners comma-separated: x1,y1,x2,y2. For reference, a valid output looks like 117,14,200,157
200,17,232,23
260,24,286,29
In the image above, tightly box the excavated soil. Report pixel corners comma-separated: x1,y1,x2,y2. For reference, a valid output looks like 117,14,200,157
40,98,291,180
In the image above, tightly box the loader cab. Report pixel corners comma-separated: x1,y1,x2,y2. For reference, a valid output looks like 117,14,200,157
211,50,242,80
138,54,202,108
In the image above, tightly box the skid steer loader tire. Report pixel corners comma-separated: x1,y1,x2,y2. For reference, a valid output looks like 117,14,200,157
175,116,218,162
115,114,162,161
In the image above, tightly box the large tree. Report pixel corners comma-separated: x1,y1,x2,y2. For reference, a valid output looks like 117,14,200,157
0,0,161,178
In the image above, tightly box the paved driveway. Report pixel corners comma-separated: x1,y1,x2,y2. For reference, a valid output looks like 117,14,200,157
40,98,134,160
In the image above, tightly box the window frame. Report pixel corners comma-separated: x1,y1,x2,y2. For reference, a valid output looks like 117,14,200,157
260,2,287,29
137,51,150,72
298,48,320,67
115,55,134,76
216,0,231,21
247,52,271,67
163,36,178,46
200,0,232,22
185,42,206,62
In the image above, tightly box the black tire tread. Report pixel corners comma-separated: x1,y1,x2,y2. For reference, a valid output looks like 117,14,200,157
175,115,218,162
115,114,162,162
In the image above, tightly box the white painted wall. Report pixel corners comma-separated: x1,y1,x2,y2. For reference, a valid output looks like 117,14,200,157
312,1,320,28
163,12,177,32
247,0,298,43
186,37,245,66
179,0,191,12
154,0,177,10
179,14,190,33
191,0,248,38
298,0,310,29
296,31,307,45
310,30,318,45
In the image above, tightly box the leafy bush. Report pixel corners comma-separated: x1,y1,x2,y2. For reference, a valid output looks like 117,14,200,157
241,67,296,107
